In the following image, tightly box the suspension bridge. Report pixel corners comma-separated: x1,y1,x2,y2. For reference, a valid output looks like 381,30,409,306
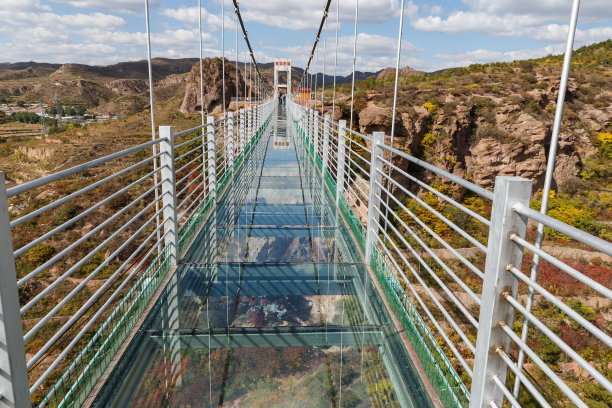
1,0,611,407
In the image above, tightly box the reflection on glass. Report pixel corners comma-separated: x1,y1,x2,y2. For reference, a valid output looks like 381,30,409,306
94,104,431,408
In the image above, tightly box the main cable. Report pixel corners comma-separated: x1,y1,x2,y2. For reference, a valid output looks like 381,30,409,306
232,0,271,93
296,0,332,89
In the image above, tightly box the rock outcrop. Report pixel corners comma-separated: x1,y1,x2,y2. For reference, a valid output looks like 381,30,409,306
105,79,148,96
180,58,246,114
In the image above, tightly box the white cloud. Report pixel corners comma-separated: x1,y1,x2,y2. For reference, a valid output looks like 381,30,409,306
433,44,565,68
237,0,403,31
0,10,127,29
0,0,50,11
160,6,234,31
50,0,158,13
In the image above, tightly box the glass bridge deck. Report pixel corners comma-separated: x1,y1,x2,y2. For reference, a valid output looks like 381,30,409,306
93,105,433,408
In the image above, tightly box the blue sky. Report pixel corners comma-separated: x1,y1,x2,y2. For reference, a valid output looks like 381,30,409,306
0,0,610,74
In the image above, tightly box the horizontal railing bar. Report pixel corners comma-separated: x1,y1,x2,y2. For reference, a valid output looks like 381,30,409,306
10,152,163,229
174,133,204,149
384,170,488,253
175,153,203,175
379,143,493,200
177,178,208,210
178,184,211,219
504,294,612,393
507,264,611,345
21,198,166,318
373,231,475,376
377,157,491,226
495,348,553,408
176,172,204,199
373,205,480,329
14,166,165,261
25,209,167,367
30,226,170,395
510,234,612,299
173,124,207,138
376,192,482,307
513,203,612,257
175,144,204,161
499,322,587,407
6,138,164,198
491,375,521,408
176,161,211,187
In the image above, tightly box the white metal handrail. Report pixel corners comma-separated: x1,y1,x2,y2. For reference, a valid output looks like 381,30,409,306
287,95,612,408
0,98,277,408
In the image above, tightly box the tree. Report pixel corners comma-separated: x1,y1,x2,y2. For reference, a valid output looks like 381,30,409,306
16,100,25,107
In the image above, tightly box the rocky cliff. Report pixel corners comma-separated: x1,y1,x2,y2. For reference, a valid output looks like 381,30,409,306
331,41,612,195
180,58,246,114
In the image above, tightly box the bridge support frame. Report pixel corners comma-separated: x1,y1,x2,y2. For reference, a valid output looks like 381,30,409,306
470,176,532,408
159,126,178,266
365,131,384,262
0,172,30,408
228,112,235,171
336,120,347,206
322,114,330,172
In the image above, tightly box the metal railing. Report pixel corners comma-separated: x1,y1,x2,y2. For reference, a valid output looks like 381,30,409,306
0,99,276,408
287,97,612,408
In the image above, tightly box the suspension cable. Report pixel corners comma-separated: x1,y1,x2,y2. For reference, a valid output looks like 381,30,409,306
513,0,581,398
383,0,405,230
331,0,339,119
198,0,205,122
235,13,239,103
296,0,332,89
222,0,226,116
232,0,271,93
144,0,161,254
349,0,359,131
321,16,327,111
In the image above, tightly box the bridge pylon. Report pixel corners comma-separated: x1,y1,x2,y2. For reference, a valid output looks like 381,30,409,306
274,58,291,96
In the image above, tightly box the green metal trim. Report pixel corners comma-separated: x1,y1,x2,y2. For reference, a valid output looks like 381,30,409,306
290,112,469,408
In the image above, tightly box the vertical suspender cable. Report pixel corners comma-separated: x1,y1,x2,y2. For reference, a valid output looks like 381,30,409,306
197,1,212,402
198,0,205,125
349,0,358,131
513,0,581,398
144,0,161,254
222,0,226,116
315,47,319,113
384,0,405,235
322,17,327,111
235,10,239,104
332,0,339,120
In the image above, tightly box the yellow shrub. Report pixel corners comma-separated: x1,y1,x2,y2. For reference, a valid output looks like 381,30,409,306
424,101,438,113
421,132,435,147
597,132,612,144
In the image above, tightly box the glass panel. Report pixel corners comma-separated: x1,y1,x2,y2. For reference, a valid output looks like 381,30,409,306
93,104,433,408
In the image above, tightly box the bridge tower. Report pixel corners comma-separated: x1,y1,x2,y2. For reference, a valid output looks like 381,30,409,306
273,58,291,96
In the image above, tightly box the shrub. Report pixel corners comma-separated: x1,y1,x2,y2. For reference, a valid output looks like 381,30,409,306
420,132,435,146
27,243,55,264
424,101,438,114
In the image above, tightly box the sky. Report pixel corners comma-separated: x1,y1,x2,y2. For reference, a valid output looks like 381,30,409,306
0,0,611,74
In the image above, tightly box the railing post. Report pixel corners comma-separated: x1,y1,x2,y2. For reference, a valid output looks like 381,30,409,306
336,119,347,206
364,131,384,262
239,108,245,154
206,116,217,200
313,111,320,159
158,126,178,266
470,176,532,408
0,172,30,408
323,114,330,172
310,109,316,149
228,112,235,173
247,107,252,142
